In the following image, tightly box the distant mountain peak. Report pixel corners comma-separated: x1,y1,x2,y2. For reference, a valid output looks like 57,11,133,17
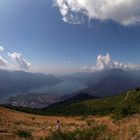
0,69,61,103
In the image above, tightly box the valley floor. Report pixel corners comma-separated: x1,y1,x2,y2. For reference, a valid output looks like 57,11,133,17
0,107,140,140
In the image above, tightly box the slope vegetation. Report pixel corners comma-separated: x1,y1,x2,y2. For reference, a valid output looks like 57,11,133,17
4,89,140,119
1,103,140,139
44,89,140,117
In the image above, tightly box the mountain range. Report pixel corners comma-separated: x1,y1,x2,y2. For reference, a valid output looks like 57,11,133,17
62,69,140,99
0,70,61,103
5,69,140,108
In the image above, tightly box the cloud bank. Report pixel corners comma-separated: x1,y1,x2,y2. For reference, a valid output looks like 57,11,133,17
81,53,140,72
54,0,140,25
0,46,4,51
8,52,31,70
0,45,32,71
0,56,8,67
0,46,8,68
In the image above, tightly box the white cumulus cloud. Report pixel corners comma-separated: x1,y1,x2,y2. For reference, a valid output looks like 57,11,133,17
0,46,4,51
8,52,31,70
80,66,94,72
0,46,8,68
81,53,140,72
54,0,140,25
0,56,8,67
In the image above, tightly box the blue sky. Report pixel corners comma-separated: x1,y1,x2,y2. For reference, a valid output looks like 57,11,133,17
0,0,140,74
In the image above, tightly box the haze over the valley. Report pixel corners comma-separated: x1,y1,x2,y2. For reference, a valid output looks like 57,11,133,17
0,0,140,107
1,1,140,139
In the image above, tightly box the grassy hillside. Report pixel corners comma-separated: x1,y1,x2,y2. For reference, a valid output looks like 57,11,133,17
2,89,140,119
1,106,140,139
44,89,140,118
1,89,140,139
0,107,88,140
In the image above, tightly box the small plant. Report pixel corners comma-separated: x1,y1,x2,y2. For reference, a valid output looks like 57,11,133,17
46,125,107,140
40,137,47,140
0,129,8,133
31,117,35,120
129,124,140,138
86,120,96,126
15,129,32,138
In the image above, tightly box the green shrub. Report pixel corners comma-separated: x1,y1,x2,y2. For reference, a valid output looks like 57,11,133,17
46,125,106,140
15,129,32,138
40,137,48,140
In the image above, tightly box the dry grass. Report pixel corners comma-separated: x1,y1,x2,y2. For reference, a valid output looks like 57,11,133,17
0,107,140,140
0,107,86,140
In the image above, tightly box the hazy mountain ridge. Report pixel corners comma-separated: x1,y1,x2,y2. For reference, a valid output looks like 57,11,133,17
0,70,62,103
2,69,140,107
63,69,140,99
